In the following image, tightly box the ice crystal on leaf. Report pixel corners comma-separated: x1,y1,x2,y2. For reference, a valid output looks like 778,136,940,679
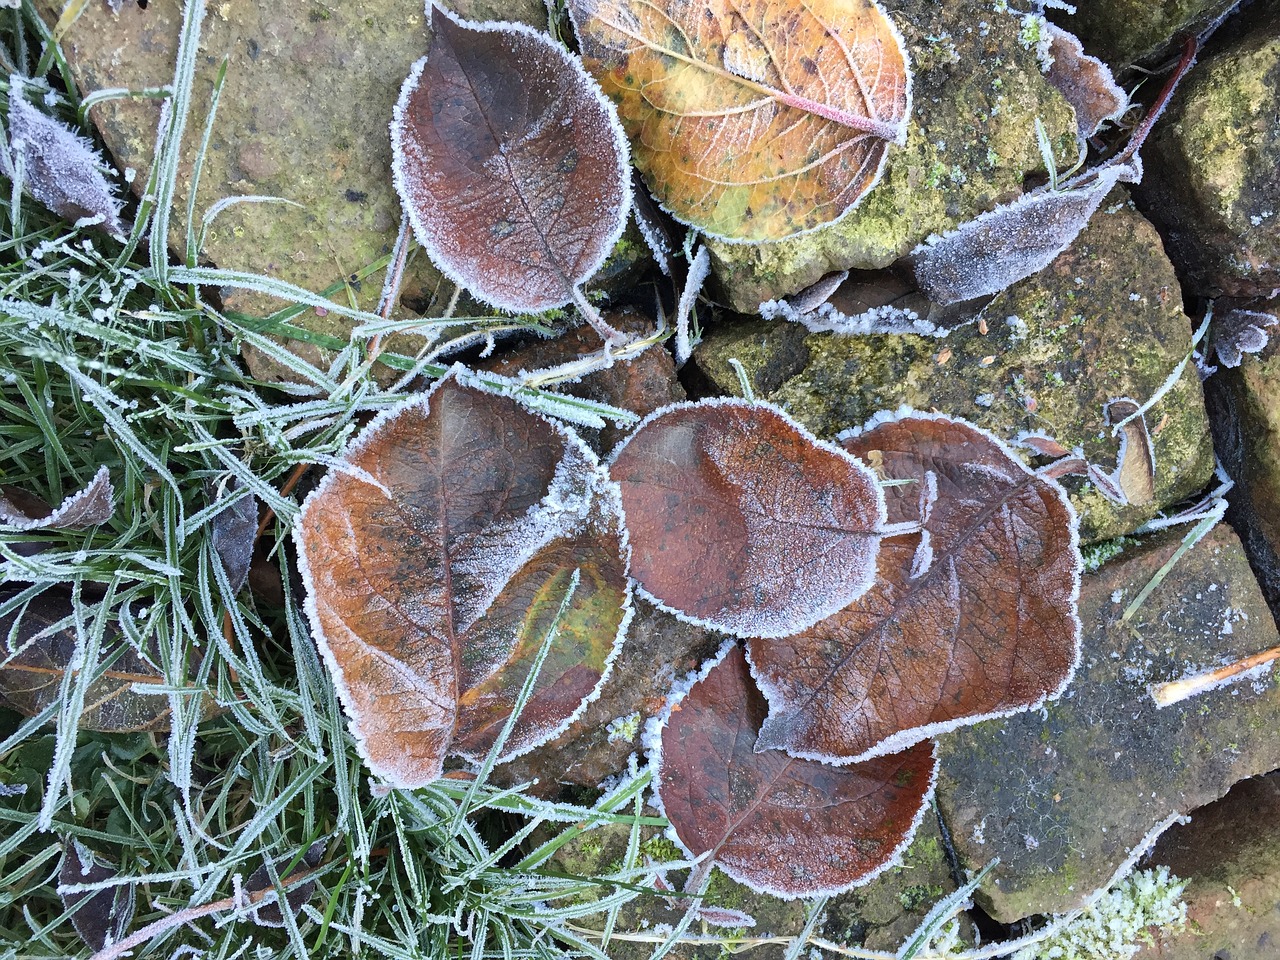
567,0,911,242
607,398,885,639
652,644,937,899
390,7,631,320
6,90,125,238
294,370,631,789
748,412,1082,766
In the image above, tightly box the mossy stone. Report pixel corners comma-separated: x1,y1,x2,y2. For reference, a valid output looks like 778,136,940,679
935,525,1280,923
694,192,1215,542
1138,20,1280,298
543,813,965,958
706,0,1079,312
1049,0,1239,69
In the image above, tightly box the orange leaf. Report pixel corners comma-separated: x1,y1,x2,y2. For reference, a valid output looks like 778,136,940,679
568,0,911,242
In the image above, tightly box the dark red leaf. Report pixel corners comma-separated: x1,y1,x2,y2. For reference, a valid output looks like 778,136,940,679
654,644,936,899
245,842,325,928
607,399,885,639
749,412,1081,765
58,841,134,951
295,369,631,788
210,483,259,596
390,5,630,313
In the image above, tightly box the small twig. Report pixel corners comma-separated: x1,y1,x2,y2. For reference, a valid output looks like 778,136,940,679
1150,644,1280,707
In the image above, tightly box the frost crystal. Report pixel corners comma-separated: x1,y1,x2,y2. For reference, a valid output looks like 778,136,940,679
1212,308,1276,368
7,88,125,238
758,298,948,337
1013,867,1186,960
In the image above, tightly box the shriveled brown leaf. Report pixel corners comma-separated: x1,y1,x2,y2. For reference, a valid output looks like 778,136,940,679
568,0,911,242
655,644,936,898
1044,24,1128,144
295,370,631,788
608,399,884,639
58,841,134,951
748,412,1081,765
1106,398,1156,508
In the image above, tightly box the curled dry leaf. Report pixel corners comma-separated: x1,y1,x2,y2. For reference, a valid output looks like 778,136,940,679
568,0,911,243
748,412,1081,765
654,644,936,899
0,465,113,531
391,6,631,314
1105,398,1156,508
1212,307,1277,368
1044,24,1128,146
7,93,124,238
0,591,194,732
295,371,631,788
59,841,134,952
608,399,884,639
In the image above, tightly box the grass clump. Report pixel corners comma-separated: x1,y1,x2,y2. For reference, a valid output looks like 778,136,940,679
0,2,663,957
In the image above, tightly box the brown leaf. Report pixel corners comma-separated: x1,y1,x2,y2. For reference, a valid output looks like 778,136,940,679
391,6,631,313
244,842,325,928
749,412,1081,764
654,644,936,898
607,399,885,639
568,0,911,243
58,841,134,951
294,370,631,788
0,466,113,531
0,591,188,732
1044,24,1128,145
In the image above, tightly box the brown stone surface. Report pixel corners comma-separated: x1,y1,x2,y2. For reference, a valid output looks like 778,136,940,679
1138,772,1280,959
695,193,1214,542
936,524,1280,923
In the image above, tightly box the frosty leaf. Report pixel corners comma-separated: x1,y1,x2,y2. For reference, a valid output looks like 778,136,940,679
1105,398,1155,507
0,592,191,732
1212,308,1277,368
245,842,325,928
0,466,113,531
7,93,124,238
58,841,134,952
294,371,631,788
632,175,676,278
210,484,259,596
607,399,885,639
748,412,1081,765
654,644,936,899
568,0,911,243
910,163,1131,305
1044,24,1128,145
390,7,631,315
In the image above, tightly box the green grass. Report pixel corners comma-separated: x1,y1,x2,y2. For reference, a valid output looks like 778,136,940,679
0,3,674,957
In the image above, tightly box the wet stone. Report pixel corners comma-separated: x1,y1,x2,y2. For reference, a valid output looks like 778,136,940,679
1138,18,1280,299
694,193,1215,542
1137,772,1280,960
705,0,1079,312
935,524,1280,924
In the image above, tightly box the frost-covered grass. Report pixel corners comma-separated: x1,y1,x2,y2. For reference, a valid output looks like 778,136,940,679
0,4,667,958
